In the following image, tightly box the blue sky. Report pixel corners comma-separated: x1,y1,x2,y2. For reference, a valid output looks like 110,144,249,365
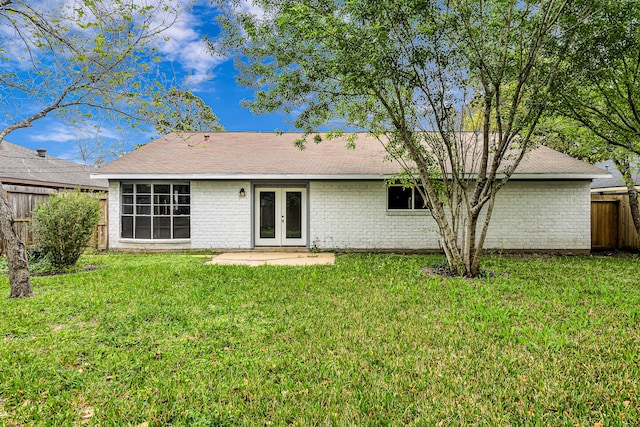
4,0,293,163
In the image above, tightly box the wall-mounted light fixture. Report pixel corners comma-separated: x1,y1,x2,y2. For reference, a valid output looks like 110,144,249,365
239,188,246,197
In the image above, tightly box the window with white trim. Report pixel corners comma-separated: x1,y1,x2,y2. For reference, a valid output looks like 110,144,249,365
387,185,428,210
121,183,190,239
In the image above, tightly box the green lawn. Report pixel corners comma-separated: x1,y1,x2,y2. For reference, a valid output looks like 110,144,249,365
0,253,638,426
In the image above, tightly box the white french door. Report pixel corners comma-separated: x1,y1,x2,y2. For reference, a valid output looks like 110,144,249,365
254,187,307,246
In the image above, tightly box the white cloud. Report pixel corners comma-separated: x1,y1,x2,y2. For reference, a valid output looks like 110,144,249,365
155,8,225,85
234,0,266,20
29,122,121,143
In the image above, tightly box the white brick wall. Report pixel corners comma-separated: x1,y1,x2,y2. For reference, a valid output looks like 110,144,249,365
108,179,591,251
107,181,121,247
309,181,440,249
483,181,591,250
309,180,591,251
190,181,251,249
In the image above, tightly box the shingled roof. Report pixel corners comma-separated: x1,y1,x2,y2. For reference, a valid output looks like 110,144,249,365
93,132,608,180
591,160,640,191
1,140,107,190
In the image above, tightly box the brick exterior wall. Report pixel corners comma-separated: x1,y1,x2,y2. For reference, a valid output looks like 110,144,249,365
190,181,252,249
107,179,591,251
308,180,591,251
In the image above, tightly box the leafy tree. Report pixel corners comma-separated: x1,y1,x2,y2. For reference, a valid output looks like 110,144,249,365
148,87,224,134
548,0,640,238
216,0,591,276
32,191,102,270
0,0,211,297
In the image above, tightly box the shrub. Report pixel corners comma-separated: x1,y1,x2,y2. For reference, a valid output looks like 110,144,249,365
32,191,102,269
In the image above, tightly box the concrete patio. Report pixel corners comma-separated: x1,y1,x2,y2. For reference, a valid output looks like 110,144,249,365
205,251,335,266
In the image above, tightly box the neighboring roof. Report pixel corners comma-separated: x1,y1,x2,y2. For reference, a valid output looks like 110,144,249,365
0,140,107,190
591,160,640,192
93,132,609,180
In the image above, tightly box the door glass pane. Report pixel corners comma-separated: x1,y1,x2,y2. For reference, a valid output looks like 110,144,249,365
260,191,276,239
285,191,302,239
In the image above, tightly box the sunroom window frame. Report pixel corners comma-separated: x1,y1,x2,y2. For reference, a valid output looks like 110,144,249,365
120,181,191,240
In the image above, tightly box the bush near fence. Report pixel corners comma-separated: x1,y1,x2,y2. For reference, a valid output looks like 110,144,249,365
0,184,107,254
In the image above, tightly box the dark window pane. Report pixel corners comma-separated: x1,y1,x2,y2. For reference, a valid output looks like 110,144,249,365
136,205,151,215
175,185,189,194
174,206,190,215
260,191,276,238
154,206,171,216
153,217,171,239
121,216,133,238
388,186,412,209
136,194,151,205
154,194,171,205
173,217,190,238
154,184,170,194
122,195,133,204
177,195,190,204
136,184,151,193
415,187,428,209
135,216,151,239
122,184,133,194
286,191,302,238
122,205,133,215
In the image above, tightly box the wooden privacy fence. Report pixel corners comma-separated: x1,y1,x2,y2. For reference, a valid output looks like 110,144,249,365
1,184,108,253
591,194,640,250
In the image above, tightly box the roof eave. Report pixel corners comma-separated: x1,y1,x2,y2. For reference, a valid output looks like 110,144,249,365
92,172,611,181
505,173,612,180
591,185,640,193
3,176,107,190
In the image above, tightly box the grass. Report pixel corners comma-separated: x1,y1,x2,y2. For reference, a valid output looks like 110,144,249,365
0,252,638,426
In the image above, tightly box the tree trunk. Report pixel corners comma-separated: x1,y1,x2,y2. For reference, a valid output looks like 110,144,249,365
0,181,32,298
626,185,640,238
619,161,640,238
613,158,640,240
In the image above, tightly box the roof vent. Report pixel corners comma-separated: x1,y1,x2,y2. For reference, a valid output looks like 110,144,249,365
204,135,210,142
36,148,46,158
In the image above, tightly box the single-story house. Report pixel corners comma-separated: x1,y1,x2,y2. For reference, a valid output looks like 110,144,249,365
91,132,608,253
590,160,640,250
0,140,109,249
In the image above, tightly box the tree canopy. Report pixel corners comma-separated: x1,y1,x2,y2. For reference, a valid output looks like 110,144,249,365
544,0,640,238
216,0,592,276
0,0,219,297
